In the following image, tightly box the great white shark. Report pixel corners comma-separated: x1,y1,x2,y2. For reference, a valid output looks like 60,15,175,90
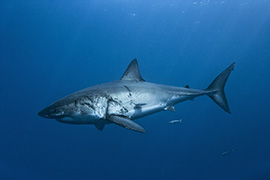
38,59,235,133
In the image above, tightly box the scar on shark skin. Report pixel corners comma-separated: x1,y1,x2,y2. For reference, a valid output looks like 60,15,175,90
124,85,132,97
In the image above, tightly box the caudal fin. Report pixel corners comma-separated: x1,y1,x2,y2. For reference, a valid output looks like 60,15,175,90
207,63,235,113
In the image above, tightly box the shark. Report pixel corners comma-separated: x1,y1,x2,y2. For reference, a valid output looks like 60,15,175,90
38,59,235,133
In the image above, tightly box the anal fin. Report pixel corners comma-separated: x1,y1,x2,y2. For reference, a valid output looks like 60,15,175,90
108,115,146,133
164,106,175,112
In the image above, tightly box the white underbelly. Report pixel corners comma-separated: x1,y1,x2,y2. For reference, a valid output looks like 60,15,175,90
129,103,167,119
56,115,104,124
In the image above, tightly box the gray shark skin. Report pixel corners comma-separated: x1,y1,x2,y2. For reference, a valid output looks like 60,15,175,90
38,59,235,133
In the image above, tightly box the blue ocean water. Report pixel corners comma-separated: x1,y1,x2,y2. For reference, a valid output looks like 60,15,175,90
1,1,270,179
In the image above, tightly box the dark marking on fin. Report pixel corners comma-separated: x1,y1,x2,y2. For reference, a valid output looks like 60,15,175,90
185,85,190,88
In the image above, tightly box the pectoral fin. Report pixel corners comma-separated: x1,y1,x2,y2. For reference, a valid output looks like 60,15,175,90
94,123,105,131
108,115,146,133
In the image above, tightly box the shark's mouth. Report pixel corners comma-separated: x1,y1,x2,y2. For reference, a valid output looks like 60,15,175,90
55,115,76,123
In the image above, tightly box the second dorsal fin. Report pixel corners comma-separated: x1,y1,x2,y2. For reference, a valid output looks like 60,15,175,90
120,59,145,82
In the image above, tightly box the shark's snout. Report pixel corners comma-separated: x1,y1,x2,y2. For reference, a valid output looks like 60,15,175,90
38,107,52,118
38,105,80,124
38,104,61,119
38,103,67,119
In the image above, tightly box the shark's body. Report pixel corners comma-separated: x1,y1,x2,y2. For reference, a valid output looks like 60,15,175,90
38,59,235,133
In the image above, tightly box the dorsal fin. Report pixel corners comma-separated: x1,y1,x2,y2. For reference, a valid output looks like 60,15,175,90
120,59,145,82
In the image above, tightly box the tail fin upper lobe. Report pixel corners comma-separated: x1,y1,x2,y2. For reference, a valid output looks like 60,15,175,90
207,63,235,113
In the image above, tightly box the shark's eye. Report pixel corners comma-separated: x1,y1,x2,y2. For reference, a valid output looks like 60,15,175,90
50,109,57,113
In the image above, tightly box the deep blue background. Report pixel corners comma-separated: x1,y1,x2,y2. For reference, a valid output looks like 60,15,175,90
1,1,270,180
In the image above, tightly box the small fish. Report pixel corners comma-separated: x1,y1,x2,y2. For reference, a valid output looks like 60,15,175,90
169,119,182,124
221,149,234,156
